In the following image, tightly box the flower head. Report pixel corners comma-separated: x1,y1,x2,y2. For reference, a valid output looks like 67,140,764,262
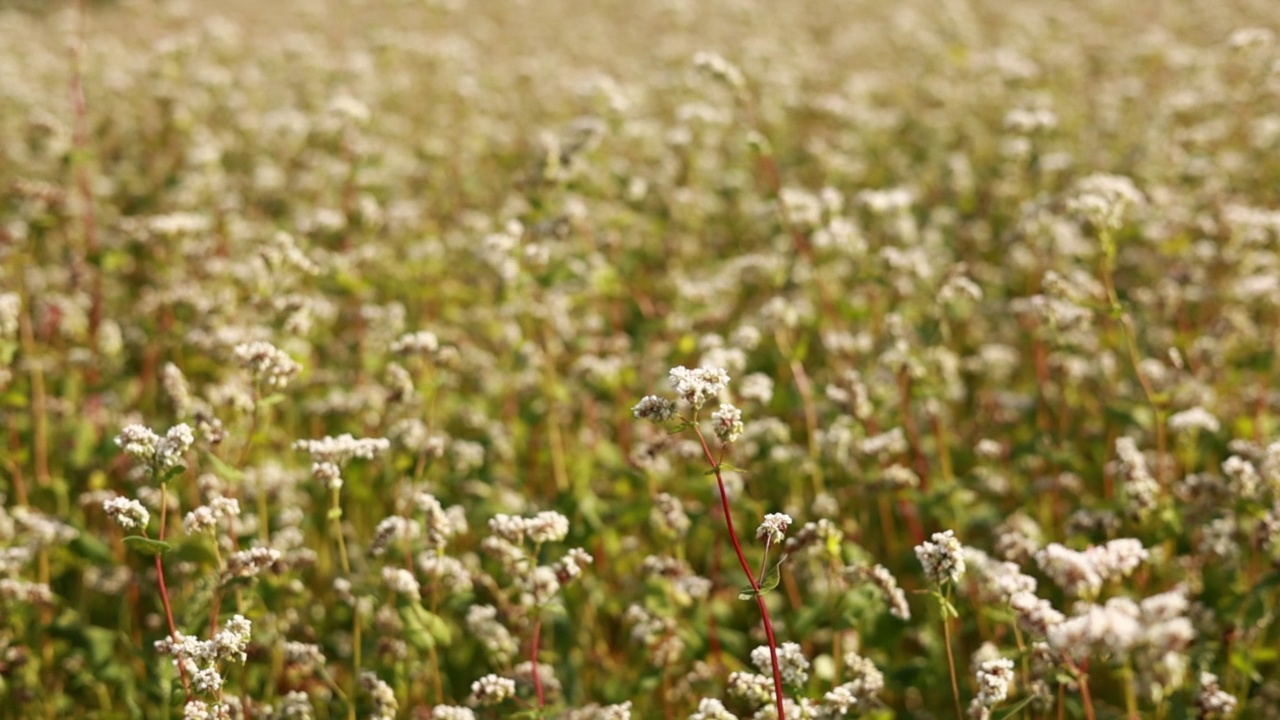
668,366,730,410
756,513,793,544
916,530,966,585
103,496,150,531
633,395,677,423
711,403,744,443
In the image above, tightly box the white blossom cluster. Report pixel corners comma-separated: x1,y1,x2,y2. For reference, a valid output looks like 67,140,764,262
915,530,966,585
1066,172,1143,230
102,495,150,531
756,513,793,544
1035,538,1148,598
155,615,253,700
751,642,809,686
292,433,391,464
488,511,571,544
469,673,517,705
668,366,731,410
233,340,302,388
115,423,195,474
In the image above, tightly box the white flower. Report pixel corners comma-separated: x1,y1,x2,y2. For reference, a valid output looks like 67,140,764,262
183,506,218,535
115,425,161,462
1168,406,1221,434
382,567,421,601
915,530,966,585
752,642,809,686
668,366,730,410
233,341,302,388
391,330,440,354
756,513,793,544
689,698,739,720
469,674,516,705
103,496,150,531
633,395,677,422
0,292,20,339
294,435,391,465
711,403,744,443
526,511,570,544
975,658,1015,706
1066,173,1143,230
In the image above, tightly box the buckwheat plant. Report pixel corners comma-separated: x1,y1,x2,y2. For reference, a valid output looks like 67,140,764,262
916,530,966,719
294,432,390,715
469,509,593,715
635,366,790,719
111,422,196,694
6,0,1280,716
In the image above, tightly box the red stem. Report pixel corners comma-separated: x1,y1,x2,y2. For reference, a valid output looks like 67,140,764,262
693,425,787,720
153,482,190,696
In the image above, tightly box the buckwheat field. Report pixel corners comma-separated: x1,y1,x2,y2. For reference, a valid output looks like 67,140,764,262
3,0,1280,718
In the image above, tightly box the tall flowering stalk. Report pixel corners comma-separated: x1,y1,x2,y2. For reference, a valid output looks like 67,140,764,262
916,530,966,720
295,433,390,719
109,423,197,697
634,366,790,720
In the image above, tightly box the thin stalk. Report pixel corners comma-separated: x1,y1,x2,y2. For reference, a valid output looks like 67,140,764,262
771,331,820,493
328,486,357,720
1062,657,1097,720
1098,229,1166,488
540,321,570,492
531,617,546,708
1011,623,1032,717
691,424,787,720
941,586,963,720
154,481,190,697
427,579,444,704
16,280,49,487
1121,660,1139,720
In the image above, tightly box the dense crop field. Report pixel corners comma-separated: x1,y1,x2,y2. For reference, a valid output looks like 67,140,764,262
3,0,1280,718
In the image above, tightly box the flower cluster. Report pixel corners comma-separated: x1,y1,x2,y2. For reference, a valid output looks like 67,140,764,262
916,530,966,585
115,423,195,475
233,341,302,388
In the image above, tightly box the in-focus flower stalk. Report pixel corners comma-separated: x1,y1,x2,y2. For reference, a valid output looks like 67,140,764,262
635,367,790,719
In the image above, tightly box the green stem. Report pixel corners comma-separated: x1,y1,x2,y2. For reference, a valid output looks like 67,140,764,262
941,586,963,720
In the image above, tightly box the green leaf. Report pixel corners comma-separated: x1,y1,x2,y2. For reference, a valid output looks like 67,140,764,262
123,536,172,556
399,601,451,651
1252,571,1280,594
258,393,287,408
420,608,452,646
1230,649,1263,683
204,452,245,481
739,554,788,600
759,553,787,593
159,465,186,484
995,695,1038,720
69,534,116,564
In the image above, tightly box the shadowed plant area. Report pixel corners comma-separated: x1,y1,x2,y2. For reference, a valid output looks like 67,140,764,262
3,0,1280,718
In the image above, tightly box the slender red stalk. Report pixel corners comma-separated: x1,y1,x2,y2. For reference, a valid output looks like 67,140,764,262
154,482,190,696
692,425,787,720
1063,657,1097,720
